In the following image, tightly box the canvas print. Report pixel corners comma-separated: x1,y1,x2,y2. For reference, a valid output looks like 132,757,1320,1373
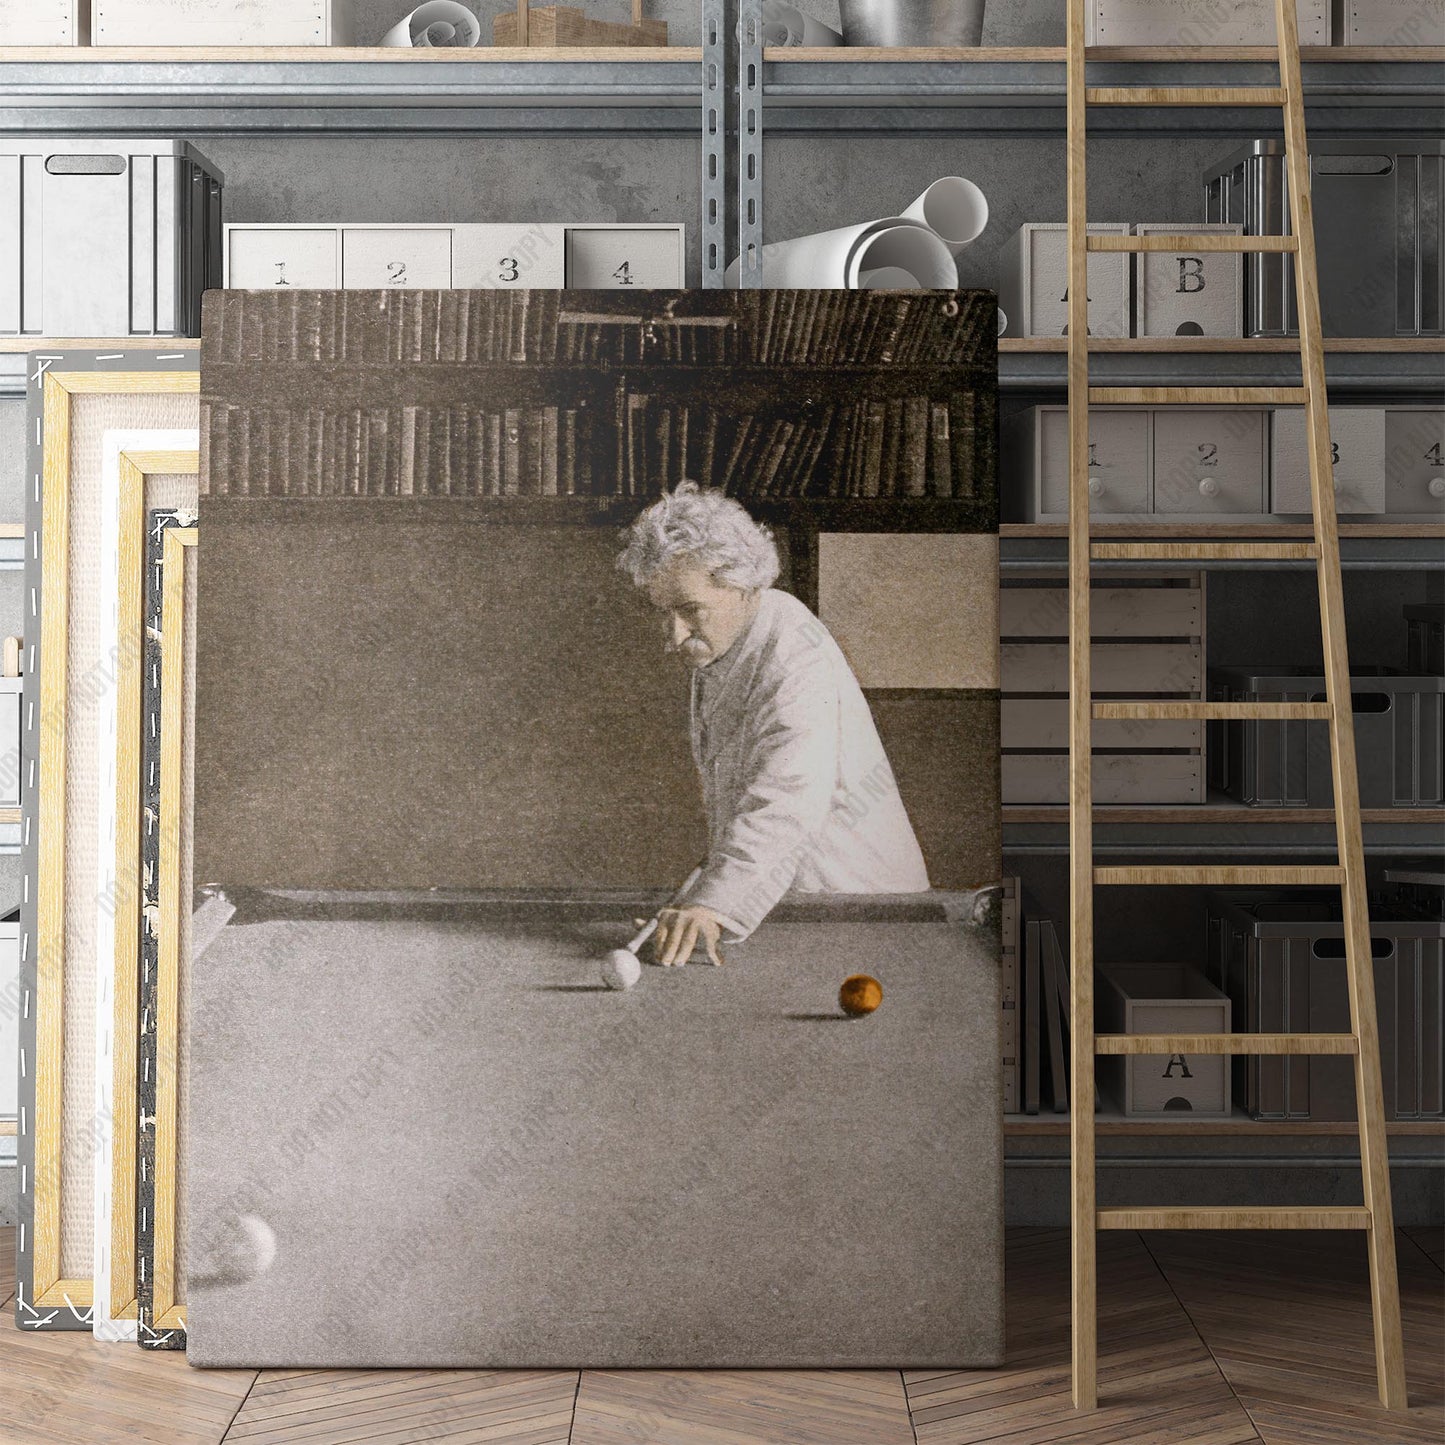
186,288,1003,1368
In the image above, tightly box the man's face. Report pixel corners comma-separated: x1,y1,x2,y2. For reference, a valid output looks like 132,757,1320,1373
645,561,758,670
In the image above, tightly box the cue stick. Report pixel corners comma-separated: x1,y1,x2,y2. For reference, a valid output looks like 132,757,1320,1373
625,863,706,956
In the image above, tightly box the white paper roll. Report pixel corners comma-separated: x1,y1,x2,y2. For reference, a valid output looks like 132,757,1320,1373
382,1,482,47
760,1,845,45
724,217,957,290
901,176,990,254
997,307,1008,335
856,266,921,289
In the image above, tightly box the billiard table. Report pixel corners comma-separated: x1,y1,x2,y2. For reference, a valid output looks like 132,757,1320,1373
185,887,1004,1369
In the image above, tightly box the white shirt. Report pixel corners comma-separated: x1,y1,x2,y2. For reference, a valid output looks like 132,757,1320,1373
677,588,930,940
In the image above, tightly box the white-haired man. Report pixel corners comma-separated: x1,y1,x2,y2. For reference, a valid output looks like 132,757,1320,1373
617,482,930,967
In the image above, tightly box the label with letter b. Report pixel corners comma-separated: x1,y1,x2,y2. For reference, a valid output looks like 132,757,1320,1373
1135,223,1243,338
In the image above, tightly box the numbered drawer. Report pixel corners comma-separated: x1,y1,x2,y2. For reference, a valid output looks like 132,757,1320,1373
1134,223,1243,339
1151,408,1266,514
226,227,339,289
452,223,567,289
341,228,452,289
1385,408,1445,514
1036,407,1149,517
565,225,685,289
1271,407,1386,515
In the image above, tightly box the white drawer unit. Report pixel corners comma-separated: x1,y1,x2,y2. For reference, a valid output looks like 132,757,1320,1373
0,0,87,43
226,227,339,290
565,224,686,289
1271,406,1387,515
1002,641,1203,695
1332,0,1445,43
1385,407,1445,515
1087,0,1329,44
225,222,686,291
997,223,1131,339
93,0,354,44
1004,405,1149,521
1134,223,1244,339
342,227,453,289
453,223,568,289
1151,408,1267,516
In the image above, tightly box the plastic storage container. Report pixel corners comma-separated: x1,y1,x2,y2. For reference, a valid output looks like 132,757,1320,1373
1203,138,1444,338
1406,603,1445,675
0,139,223,338
1206,888,1444,1120
1208,664,1444,807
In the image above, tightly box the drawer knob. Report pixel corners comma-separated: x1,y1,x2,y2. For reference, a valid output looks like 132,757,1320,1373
1087,474,1104,497
1429,477,1445,499
1197,476,1219,497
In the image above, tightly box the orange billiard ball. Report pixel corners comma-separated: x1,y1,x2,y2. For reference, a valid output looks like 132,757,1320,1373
839,974,883,1017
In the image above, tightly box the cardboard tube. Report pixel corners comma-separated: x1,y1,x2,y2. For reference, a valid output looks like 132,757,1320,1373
997,307,1008,335
725,217,957,290
902,176,989,254
382,2,482,47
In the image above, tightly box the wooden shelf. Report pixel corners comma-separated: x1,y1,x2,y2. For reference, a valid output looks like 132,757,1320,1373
772,46,1445,62
1002,522,1445,537
999,337,1443,353
1005,1110,1445,1137
0,45,698,61
1004,804,1445,826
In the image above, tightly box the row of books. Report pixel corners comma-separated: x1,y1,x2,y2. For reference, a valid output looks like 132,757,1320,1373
620,394,989,500
201,289,999,370
202,394,992,500
204,404,596,497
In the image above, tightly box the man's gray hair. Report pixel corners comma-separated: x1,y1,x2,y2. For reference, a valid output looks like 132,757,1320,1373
616,481,781,591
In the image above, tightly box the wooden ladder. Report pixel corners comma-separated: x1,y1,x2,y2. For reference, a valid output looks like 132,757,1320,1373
1063,0,1408,1412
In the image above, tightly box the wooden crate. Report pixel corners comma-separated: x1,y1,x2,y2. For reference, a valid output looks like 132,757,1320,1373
494,1,667,46
1001,573,1207,806
93,0,354,45
0,0,86,43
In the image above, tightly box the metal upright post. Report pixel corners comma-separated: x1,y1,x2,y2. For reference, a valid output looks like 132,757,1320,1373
737,0,764,287
701,0,728,287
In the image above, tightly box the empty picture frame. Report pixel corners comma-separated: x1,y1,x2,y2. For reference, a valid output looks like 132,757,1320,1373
137,511,214,1350
93,438,199,1342
15,351,199,1332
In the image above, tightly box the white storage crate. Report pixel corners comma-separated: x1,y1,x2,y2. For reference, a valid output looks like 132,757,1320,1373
1087,0,1329,44
1097,965,1232,1119
225,222,685,290
1331,0,1445,43
0,139,224,338
1134,223,1243,338
0,0,87,44
996,223,1130,339
94,0,354,45
1271,406,1387,514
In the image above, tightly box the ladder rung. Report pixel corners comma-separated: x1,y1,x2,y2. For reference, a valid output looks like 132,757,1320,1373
1093,701,1331,720
1095,1033,1358,1056
1089,387,1310,405
1091,541,1321,561
1086,86,1287,107
1094,866,1345,886
1097,1206,1370,1231
1086,234,1297,253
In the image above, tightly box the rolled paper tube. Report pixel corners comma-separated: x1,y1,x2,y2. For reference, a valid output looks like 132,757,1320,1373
997,307,1007,335
901,176,990,254
760,1,845,45
381,1,482,47
725,217,956,290
856,266,923,289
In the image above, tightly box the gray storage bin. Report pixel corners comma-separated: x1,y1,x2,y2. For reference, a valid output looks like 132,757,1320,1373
1096,965,1232,1119
1208,664,1444,807
1406,603,1445,675
0,138,223,338
1203,138,1444,338
1206,888,1444,1120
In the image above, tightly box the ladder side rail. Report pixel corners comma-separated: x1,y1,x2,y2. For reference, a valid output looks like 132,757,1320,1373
1274,0,1407,1409
1066,0,1099,1413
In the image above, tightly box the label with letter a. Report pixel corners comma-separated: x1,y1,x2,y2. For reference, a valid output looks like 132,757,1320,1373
1134,223,1244,338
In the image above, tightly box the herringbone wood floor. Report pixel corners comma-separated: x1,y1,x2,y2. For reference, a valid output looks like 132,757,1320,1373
2,1225,1440,1444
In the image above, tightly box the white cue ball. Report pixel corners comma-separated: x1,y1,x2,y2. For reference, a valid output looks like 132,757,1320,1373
601,949,642,991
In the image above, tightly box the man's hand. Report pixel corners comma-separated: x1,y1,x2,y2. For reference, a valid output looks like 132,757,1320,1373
634,905,726,967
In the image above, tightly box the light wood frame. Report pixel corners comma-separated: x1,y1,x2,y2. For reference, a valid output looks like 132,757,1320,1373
94,443,198,1338
16,358,198,1331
